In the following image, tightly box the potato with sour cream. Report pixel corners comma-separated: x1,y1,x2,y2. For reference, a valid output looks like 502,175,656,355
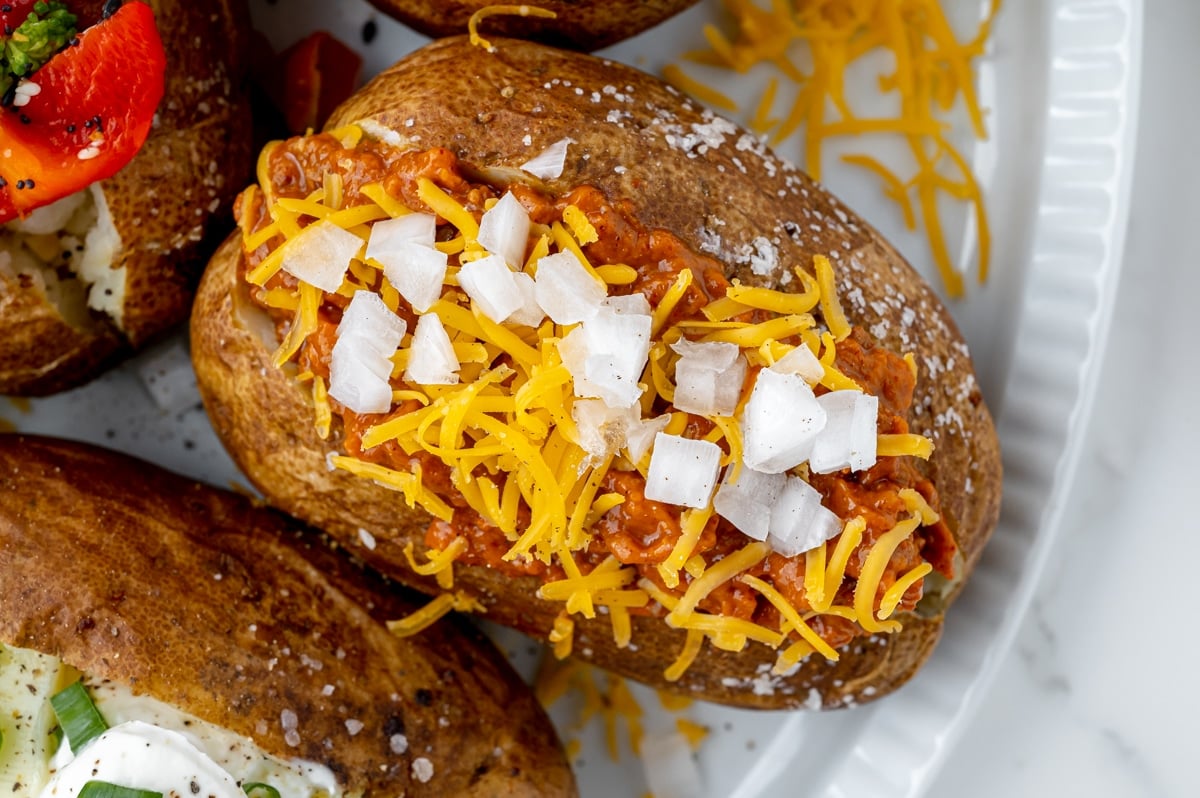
0,435,576,798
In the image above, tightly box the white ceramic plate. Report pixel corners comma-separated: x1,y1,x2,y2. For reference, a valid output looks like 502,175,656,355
3,1,1141,795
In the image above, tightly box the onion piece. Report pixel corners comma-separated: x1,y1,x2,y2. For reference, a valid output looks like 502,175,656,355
644,433,722,509
571,400,639,463
671,339,747,416
365,212,437,260
507,272,546,327
713,463,787,541
768,476,842,557
641,732,704,798
809,391,879,474
520,137,572,179
534,250,606,324
741,369,827,473
624,415,671,465
374,243,448,313
404,312,459,385
329,291,407,414
280,220,362,293
769,343,825,384
458,253,524,323
476,192,531,269
558,304,652,408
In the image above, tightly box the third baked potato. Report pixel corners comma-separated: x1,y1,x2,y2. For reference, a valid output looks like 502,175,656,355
191,36,1002,710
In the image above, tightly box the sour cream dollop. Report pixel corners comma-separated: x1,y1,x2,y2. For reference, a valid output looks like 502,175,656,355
40,721,243,798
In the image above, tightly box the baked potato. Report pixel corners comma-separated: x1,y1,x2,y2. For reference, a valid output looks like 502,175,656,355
364,0,699,51
0,434,576,797
190,36,1002,710
0,0,254,396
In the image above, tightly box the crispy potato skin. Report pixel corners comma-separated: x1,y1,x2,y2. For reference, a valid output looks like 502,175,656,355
0,0,254,396
0,435,576,798
365,0,698,51
192,37,1002,709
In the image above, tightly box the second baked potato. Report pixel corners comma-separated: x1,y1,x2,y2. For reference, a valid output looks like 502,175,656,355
0,434,575,797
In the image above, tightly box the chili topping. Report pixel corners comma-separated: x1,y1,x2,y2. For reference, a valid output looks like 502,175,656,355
237,126,956,679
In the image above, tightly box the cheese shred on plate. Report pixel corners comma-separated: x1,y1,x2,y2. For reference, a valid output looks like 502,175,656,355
238,123,951,684
670,0,1000,297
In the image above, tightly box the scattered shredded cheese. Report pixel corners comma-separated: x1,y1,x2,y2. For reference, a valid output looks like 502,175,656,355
669,0,1000,296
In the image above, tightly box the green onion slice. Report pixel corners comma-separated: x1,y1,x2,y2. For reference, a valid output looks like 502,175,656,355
243,783,281,798
49,681,108,753
77,782,162,798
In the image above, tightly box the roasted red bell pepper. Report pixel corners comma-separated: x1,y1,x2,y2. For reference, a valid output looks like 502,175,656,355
1,0,42,31
0,1,165,223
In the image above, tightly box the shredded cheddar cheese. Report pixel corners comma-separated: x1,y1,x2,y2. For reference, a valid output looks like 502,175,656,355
670,0,1000,296
468,5,558,53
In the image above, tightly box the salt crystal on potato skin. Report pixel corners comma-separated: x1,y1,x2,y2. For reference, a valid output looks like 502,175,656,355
191,36,1002,711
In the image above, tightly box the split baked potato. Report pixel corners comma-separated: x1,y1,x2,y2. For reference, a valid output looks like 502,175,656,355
364,0,699,51
191,36,1002,710
0,434,576,797
0,0,253,396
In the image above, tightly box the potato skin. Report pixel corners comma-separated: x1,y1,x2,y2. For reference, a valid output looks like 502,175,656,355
364,0,699,51
0,434,576,798
192,37,1002,709
0,0,254,396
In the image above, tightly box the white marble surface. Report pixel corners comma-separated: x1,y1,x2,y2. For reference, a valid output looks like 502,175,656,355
927,3,1199,796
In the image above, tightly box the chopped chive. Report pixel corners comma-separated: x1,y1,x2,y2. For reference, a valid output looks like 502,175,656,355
49,681,107,752
78,782,162,798
243,783,281,798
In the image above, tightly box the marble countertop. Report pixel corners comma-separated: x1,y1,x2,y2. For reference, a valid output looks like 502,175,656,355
928,3,1197,796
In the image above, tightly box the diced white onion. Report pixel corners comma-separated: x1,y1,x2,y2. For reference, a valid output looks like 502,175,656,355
571,400,639,463
476,192,531,269
603,293,652,316
809,391,879,474
458,253,524,323
624,415,671,465
670,339,747,417
281,220,362,293
768,476,842,557
713,463,787,541
741,369,827,474
644,433,722,509
330,350,394,414
365,212,437,260
558,305,652,409
329,291,406,415
507,272,546,327
769,343,825,384
641,732,704,798
338,289,407,352
404,312,459,385
375,243,448,313
533,250,606,324
520,137,572,179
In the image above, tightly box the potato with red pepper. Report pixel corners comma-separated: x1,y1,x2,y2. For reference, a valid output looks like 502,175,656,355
191,37,1003,710
0,0,253,395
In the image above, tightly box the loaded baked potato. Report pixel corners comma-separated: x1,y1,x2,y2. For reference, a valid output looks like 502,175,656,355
0,0,253,396
191,36,1002,710
0,434,576,797
363,0,699,51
